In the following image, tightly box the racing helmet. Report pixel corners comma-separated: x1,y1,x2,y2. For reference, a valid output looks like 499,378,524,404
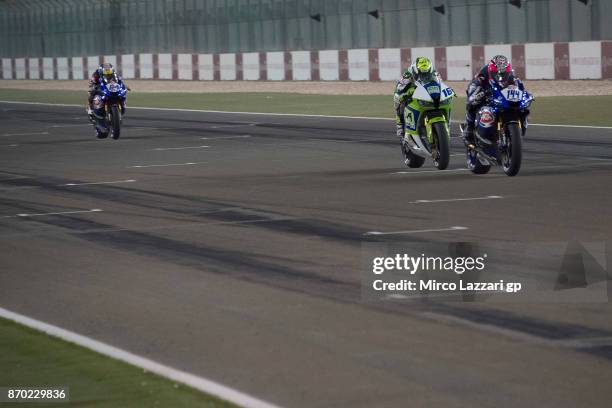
100,63,115,81
488,55,512,84
410,57,434,82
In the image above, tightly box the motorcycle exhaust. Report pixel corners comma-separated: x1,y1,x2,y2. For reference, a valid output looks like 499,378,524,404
466,143,499,166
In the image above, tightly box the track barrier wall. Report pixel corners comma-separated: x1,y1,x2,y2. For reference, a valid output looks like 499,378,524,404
2,42,611,81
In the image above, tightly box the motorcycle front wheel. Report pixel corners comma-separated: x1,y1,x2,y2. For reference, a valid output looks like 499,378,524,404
431,122,450,170
109,105,121,140
502,123,522,176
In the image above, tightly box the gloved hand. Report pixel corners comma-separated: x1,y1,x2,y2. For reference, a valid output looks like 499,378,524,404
469,91,485,105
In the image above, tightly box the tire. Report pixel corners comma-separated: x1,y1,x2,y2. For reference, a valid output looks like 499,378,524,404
467,149,491,174
406,151,425,168
109,105,121,140
502,123,522,176
401,140,425,168
431,122,450,170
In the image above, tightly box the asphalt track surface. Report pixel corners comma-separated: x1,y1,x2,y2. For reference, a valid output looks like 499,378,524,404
1,102,612,407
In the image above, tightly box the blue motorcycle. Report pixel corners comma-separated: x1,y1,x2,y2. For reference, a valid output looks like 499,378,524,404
461,81,534,176
89,78,128,140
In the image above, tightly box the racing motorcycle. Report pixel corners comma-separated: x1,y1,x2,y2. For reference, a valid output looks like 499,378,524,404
460,82,534,176
401,78,455,170
89,78,128,140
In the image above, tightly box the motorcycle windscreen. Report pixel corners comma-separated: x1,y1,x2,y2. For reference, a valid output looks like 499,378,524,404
412,83,434,102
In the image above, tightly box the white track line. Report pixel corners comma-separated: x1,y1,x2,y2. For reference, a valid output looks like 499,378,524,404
2,131,49,137
129,162,204,168
201,135,251,140
393,168,468,175
524,123,612,130
2,209,103,218
0,307,281,408
210,123,256,129
1,100,610,130
151,145,209,151
410,195,503,204
364,226,468,236
62,179,136,187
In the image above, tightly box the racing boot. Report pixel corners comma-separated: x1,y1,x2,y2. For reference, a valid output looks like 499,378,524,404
86,98,95,123
95,127,109,139
461,122,476,147
398,124,416,166
396,122,411,166
396,122,405,141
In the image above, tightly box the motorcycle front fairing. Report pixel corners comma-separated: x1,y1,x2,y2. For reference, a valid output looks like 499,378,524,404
477,83,534,139
99,79,127,109
91,79,127,133
404,80,454,158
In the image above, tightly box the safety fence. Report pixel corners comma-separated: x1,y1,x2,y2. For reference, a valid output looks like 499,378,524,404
2,40,611,81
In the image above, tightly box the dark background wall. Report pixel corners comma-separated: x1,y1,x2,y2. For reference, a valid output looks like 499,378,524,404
0,0,609,58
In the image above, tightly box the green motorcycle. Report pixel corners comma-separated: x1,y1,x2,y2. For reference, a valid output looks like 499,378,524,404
401,79,456,169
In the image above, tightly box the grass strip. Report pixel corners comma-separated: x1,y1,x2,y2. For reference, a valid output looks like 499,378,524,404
0,316,239,407
1,89,611,127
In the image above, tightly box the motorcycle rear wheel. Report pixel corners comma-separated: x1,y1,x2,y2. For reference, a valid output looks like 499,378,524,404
402,142,425,168
467,149,491,174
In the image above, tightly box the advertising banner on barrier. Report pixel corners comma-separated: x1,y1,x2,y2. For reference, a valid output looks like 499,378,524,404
266,52,285,81
242,53,260,81
378,48,400,81
569,41,602,79
525,43,554,80
4,40,611,82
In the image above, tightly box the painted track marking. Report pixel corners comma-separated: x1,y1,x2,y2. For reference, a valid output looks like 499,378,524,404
129,162,205,168
393,168,468,175
152,146,209,151
0,307,282,408
364,226,468,236
410,195,503,204
201,135,251,140
210,123,256,129
2,131,49,137
2,209,103,218
1,101,611,130
62,179,136,187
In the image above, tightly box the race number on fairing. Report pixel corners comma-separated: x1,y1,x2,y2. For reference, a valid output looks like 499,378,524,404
502,87,523,102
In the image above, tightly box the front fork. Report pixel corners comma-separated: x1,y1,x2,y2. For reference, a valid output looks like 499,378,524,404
104,103,122,123
499,120,522,150
425,116,450,144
